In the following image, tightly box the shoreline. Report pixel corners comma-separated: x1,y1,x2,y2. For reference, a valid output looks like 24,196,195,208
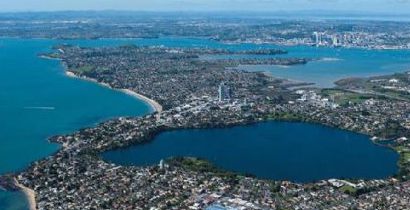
120,89,163,113
39,55,62,61
13,178,36,210
6,60,159,209
65,71,162,113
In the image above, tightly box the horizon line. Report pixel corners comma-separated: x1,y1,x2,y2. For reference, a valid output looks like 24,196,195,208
0,9,410,16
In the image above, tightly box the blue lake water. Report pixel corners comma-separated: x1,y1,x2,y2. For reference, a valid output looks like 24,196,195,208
0,37,407,208
103,122,398,183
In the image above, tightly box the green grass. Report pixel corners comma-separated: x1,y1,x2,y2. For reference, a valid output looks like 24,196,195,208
403,153,410,161
321,89,372,105
340,185,357,195
373,87,410,101
75,65,94,73
394,146,410,170
166,157,238,179
395,146,410,153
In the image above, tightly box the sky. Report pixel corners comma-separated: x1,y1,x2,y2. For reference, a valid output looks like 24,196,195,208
0,0,410,14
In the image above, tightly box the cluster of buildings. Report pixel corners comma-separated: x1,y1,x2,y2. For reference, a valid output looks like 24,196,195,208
2,13,410,50
290,91,410,140
295,90,339,109
310,31,398,49
59,45,304,110
369,72,410,95
312,31,340,47
230,22,410,49
2,44,410,209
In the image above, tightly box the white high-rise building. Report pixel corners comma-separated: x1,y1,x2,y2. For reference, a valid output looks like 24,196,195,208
332,35,339,47
159,159,165,170
313,32,322,46
218,82,231,102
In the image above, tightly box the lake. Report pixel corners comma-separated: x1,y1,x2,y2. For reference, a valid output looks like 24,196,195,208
103,121,399,183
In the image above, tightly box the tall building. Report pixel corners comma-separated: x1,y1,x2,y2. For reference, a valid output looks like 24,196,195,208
159,159,165,170
218,82,231,102
313,32,322,46
313,32,318,45
332,35,339,47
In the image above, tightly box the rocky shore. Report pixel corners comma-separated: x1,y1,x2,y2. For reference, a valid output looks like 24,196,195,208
0,175,19,191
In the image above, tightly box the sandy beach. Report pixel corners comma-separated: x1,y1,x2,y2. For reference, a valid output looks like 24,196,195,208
14,178,36,210
120,89,163,112
65,71,111,88
65,71,163,113
39,55,62,61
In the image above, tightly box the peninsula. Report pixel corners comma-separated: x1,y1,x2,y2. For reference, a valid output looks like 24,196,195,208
1,45,410,209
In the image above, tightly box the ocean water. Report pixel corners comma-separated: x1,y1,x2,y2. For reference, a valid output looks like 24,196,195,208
0,38,152,210
0,191,28,210
0,37,407,208
103,121,399,183
199,44,410,87
238,46,410,87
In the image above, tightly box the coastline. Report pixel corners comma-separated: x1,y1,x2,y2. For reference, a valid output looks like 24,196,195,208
8,55,160,209
13,178,36,210
65,71,162,113
38,55,62,61
120,89,163,113
6,42,407,209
